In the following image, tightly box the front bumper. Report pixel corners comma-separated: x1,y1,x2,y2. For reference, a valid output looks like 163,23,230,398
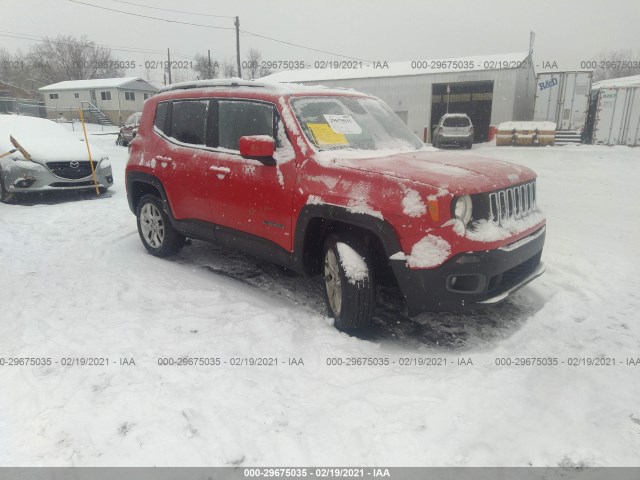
1,159,113,193
391,226,546,316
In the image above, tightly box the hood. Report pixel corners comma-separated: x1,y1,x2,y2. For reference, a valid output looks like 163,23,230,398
322,149,536,195
0,115,107,163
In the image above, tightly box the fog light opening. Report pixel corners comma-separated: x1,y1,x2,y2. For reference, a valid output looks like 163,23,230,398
447,274,483,293
13,177,36,189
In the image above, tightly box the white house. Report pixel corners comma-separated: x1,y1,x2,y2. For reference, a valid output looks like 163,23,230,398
39,77,158,125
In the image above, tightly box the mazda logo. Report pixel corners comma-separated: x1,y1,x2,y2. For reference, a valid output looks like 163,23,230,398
69,161,80,168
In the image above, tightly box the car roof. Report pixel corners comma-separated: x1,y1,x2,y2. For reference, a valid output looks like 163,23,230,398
441,113,470,118
155,77,374,102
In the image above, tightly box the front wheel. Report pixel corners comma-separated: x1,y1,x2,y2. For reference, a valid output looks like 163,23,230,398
0,169,13,203
322,235,375,331
136,194,185,257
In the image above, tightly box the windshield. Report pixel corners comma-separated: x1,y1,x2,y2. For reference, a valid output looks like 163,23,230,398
291,96,423,151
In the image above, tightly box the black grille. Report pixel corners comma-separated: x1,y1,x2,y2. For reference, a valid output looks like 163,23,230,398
47,161,98,180
488,253,541,295
49,181,97,187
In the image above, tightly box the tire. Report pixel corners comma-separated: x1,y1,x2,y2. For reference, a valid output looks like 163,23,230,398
0,168,13,203
433,137,439,148
466,141,473,149
136,194,185,257
322,234,375,331
115,134,123,146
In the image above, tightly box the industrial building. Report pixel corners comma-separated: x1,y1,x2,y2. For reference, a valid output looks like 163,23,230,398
262,52,536,143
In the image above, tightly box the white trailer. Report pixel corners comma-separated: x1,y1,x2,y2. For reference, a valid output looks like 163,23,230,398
592,86,640,146
533,71,592,144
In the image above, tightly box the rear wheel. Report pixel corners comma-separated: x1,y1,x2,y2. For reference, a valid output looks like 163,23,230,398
322,235,375,331
136,194,185,257
466,141,473,149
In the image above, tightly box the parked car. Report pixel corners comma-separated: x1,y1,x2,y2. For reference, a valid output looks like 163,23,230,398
125,79,545,331
433,113,474,149
116,112,142,146
0,115,113,202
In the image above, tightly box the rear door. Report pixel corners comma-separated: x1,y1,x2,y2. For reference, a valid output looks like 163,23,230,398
150,99,218,223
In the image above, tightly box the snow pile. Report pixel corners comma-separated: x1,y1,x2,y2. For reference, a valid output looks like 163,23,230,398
401,187,427,217
390,235,451,268
336,243,368,284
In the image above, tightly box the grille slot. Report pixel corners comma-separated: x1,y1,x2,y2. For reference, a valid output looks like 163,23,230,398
489,181,536,225
46,161,98,180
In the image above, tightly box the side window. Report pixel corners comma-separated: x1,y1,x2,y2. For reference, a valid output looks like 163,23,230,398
170,100,208,145
154,102,169,132
217,101,274,151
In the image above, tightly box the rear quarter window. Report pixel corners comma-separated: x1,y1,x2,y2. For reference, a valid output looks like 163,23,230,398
154,102,169,132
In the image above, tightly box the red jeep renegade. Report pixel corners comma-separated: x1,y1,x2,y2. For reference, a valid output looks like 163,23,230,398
126,79,545,331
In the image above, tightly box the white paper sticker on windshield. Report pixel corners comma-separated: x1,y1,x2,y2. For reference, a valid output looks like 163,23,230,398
323,114,363,135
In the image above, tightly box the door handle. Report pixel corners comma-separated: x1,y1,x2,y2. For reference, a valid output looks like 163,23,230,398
154,155,173,164
208,165,231,174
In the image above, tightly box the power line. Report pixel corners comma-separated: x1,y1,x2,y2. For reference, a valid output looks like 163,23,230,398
65,0,370,61
240,30,372,62
0,30,196,59
65,0,235,30
109,0,235,18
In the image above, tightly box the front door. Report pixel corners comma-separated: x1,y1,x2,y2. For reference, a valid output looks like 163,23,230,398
205,99,295,251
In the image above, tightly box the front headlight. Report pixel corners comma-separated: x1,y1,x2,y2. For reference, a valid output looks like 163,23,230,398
99,158,111,169
453,195,473,224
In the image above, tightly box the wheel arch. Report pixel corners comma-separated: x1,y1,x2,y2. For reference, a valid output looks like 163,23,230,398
126,171,172,217
292,204,402,286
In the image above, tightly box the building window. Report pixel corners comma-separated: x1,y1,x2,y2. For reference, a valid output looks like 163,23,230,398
100,91,111,101
49,93,58,99
144,92,153,100
74,92,79,99
124,91,136,101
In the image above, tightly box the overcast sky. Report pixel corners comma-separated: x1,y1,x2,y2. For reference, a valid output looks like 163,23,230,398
1,0,638,84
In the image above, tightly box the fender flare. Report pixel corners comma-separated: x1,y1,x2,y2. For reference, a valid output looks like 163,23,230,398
291,203,403,272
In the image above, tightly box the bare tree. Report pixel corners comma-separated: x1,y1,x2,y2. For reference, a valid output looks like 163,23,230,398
593,49,640,82
221,58,237,78
243,48,273,79
193,53,219,80
26,35,123,86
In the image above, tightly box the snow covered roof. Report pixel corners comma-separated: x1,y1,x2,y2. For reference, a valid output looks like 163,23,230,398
39,77,157,92
591,75,640,91
157,77,366,97
260,52,531,83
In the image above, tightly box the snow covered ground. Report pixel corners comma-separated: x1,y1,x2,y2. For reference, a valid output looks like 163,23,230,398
0,126,639,466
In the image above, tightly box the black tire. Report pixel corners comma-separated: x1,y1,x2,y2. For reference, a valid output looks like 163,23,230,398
322,234,376,331
0,168,13,203
433,136,439,148
136,194,185,257
115,134,123,146
466,141,473,149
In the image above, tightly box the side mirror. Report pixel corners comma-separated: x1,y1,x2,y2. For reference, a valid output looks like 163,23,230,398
239,135,275,158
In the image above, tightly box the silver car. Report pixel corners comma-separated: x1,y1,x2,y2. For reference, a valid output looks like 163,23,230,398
0,115,113,202
433,113,474,149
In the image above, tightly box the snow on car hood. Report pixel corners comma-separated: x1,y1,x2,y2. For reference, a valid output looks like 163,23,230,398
323,148,536,195
0,115,107,162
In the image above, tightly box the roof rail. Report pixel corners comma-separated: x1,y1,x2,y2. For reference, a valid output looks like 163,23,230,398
159,77,268,93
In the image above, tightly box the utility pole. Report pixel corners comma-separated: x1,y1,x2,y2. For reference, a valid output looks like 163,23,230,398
167,48,172,84
235,16,241,78
207,49,212,79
